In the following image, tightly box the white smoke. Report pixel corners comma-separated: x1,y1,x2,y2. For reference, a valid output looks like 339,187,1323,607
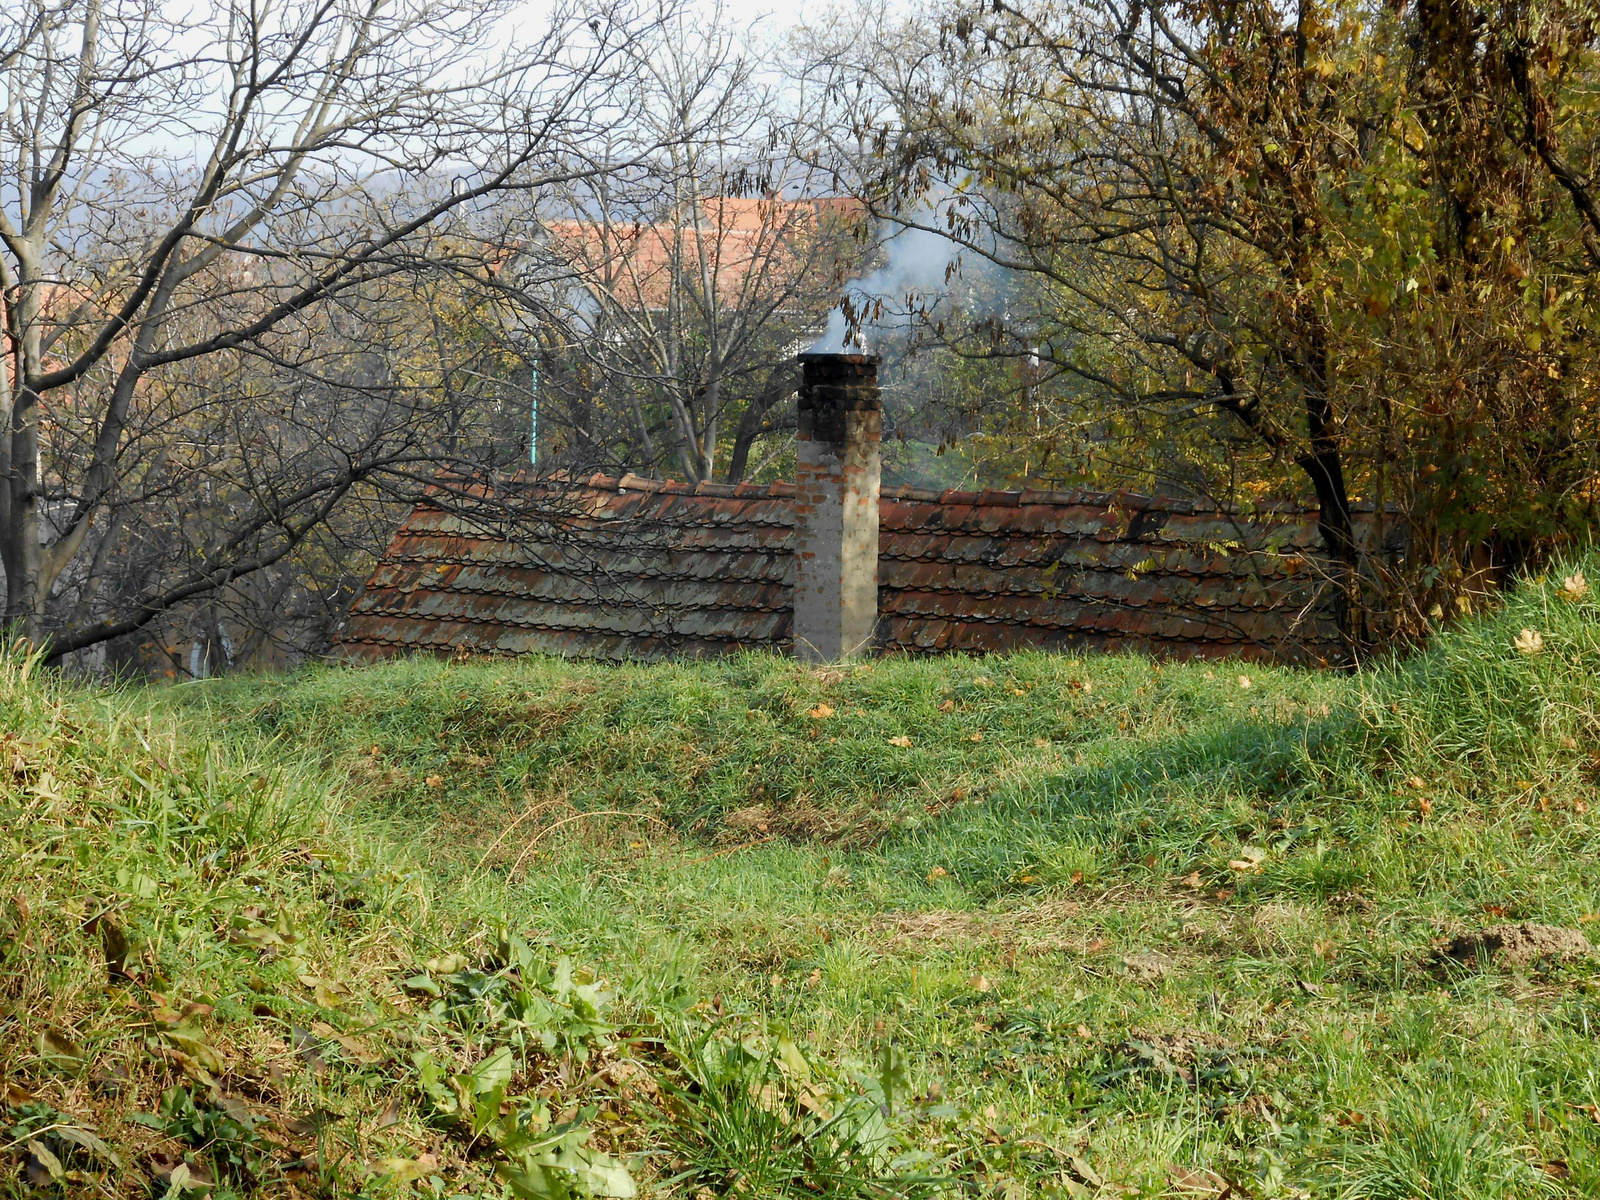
810,222,961,353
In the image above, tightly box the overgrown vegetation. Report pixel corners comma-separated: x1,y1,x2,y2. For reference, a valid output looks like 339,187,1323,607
7,562,1600,1196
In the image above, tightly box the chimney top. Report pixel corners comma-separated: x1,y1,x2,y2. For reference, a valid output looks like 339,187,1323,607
796,351,880,365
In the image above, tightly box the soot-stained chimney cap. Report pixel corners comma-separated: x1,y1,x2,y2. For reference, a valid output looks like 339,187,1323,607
797,353,881,445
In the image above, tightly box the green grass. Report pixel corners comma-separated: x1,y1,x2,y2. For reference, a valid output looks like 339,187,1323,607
8,561,1600,1197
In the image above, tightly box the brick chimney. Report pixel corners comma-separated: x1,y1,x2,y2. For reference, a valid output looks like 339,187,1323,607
793,352,882,662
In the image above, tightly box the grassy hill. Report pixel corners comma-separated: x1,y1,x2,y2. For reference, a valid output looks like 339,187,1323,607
5,563,1600,1197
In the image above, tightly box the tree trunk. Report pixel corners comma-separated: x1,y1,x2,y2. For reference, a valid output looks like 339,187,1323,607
2,386,46,643
1295,389,1363,657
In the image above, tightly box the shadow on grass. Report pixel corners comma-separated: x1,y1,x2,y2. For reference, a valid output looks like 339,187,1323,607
875,711,1360,903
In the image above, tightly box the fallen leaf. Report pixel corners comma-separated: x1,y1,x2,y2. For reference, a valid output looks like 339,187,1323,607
887,735,912,748
1180,871,1204,889
1067,1154,1103,1188
1559,572,1589,601
1168,1164,1230,1195
969,732,984,742
1543,1161,1572,1180
806,703,835,719
973,676,993,687
373,1153,439,1184
299,974,352,1009
150,1153,213,1196
1514,628,1545,655
969,974,991,992
36,1028,87,1072
1084,937,1106,953
937,699,955,712
23,1140,63,1185
1418,797,1434,816
285,1109,340,1138
1406,776,1427,789
1237,675,1252,689
1075,1024,1093,1039
424,774,444,788
4,1081,35,1106
925,866,949,882
290,1026,328,1073
98,915,132,982
375,1096,402,1129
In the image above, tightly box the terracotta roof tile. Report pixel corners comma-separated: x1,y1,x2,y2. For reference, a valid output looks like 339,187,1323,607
338,474,1368,664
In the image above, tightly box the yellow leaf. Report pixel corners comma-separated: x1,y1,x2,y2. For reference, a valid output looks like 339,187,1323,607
1237,675,1252,689
926,866,949,882
969,974,991,992
1559,572,1589,601
887,735,912,748
1514,628,1544,655
969,732,984,743
806,703,835,719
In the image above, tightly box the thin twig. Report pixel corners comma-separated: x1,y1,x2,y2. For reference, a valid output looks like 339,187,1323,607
506,809,666,877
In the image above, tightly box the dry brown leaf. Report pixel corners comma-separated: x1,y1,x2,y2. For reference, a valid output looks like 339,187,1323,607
887,735,912,748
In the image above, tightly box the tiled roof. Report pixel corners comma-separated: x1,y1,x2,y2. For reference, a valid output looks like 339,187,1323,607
337,472,1351,664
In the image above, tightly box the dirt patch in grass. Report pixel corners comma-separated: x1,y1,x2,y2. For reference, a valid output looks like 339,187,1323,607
1439,923,1593,969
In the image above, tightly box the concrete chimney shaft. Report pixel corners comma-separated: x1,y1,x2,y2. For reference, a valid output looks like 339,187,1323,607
794,352,882,662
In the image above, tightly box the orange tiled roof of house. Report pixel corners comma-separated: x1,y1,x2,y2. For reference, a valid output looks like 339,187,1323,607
546,196,864,312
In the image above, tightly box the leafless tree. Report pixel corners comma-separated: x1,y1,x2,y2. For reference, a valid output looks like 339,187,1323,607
519,8,870,484
0,0,668,656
